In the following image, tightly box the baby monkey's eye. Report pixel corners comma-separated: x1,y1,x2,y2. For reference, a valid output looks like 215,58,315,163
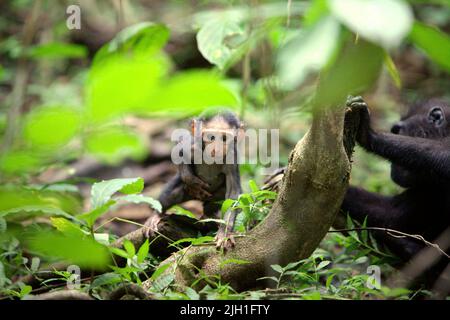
206,133,215,141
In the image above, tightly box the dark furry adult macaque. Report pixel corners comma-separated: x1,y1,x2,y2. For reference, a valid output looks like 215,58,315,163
144,110,243,250
343,96,450,283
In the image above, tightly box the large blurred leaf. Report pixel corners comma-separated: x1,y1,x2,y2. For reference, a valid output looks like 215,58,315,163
329,0,413,49
86,55,167,121
27,43,87,59
93,22,170,65
23,106,81,149
196,19,246,69
85,126,147,164
0,151,42,174
26,231,110,269
147,70,239,116
303,0,330,27
0,205,72,220
315,40,384,107
409,21,450,72
277,16,341,89
0,185,82,220
90,177,144,209
194,2,308,26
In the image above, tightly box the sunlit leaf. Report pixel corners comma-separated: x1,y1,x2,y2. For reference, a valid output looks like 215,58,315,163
51,217,86,237
277,16,341,89
86,56,167,121
329,0,413,49
123,239,135,257
27,43,87,59
137,239,150,264
93,22,170,65
148,70,239,116
77,200,116,228
23,106,81,149
90,177,144,209
409,21,450,72
85,126,147,165
197,18,246,69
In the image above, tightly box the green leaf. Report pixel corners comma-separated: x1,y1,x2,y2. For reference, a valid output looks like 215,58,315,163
118,194,162,213
86,55,168,121
270,264,284,274
150,263,172,281
27,231,110,269
329,0,413,49
27,43,87,59
221,199,235,214
93,22,169,64
90,273,122,289
184,287,200,300
384,52,402,88
285,260,302,270
123,240,135,257
409,21,450,72
171,205,196,218
303,0,329,27
77,200,116,228
0,205,73,220
0,217,6,233
248,180,259,193
170,236,215,247
19,285,32,298
0,186,82,217
316,260,331,270
110,247,129,259
326,274,336,288
23,106,81,149
315,39,384,106
50,217,86,237
90,177,144,209
196,18,246,69
149,70,238,116
137,239,150,263
219,258,251,268
277,15,341,89
85,126,147,164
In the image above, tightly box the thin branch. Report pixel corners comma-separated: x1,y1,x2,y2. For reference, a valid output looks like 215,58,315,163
330,227,450,259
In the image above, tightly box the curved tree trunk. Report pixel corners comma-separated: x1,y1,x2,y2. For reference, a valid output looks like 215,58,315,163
142,104,359,292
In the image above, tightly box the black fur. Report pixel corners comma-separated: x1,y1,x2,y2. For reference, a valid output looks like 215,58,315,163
342,97,450,282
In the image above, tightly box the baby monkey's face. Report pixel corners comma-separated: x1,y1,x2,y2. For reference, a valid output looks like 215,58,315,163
202,128,236,159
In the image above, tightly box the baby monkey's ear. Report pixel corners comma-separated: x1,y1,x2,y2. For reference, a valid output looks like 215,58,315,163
190,117,203,139
236,122,245,142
